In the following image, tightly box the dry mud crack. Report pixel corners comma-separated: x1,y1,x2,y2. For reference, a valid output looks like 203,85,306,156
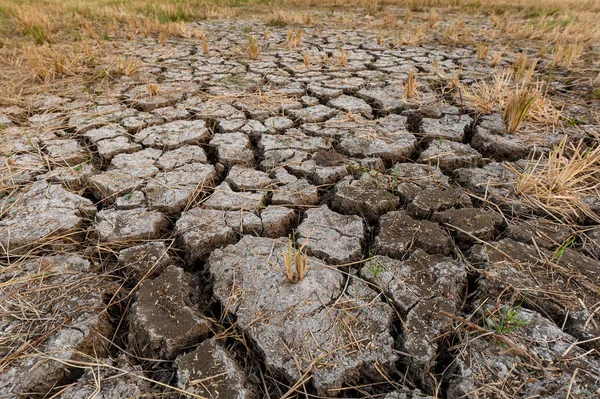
1,6,600,399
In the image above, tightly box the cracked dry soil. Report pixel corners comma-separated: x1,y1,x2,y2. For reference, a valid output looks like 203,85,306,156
1,9,600,399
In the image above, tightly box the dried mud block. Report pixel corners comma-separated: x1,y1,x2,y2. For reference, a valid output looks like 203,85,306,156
225,166,274,191
507,218,572,250
96,135,142,163
134,120,211,150
0,255,114,397
447,307,600,398
327,94,373,117
43,138,89,166
389,163,449,203
338,129,417,163
58,357,150,399
418,114,473,142
118,241,171,281
374,210,452,257
0,181,95,255
157,145,208,170
175,339,257,399
471,113,567,161
406,188,472,219
203,181,266,212
474,238,600,349
129,266,212,359
0,153,46,191
271,176,319,207
96,208,170,244
432,207,503,244
144,163,217,214
287,104,338,123
209,132,254,167
361,251,467,390
124,83,187,111
418,140,482,173
296,205,365,265
175,208,257,263
331,176,400,222
88,171,145,204
207,236,397,396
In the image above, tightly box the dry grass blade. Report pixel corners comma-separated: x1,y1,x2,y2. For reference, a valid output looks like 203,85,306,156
508,137,600,223
286,28,303,49
463,68,512,114
337,48,348,66
503,85,537,133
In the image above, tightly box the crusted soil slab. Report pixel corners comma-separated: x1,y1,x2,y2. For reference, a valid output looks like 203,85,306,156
176,338,257,399
331,175,400,222
129,265,212,359
361,250,467,387
296,205,365,265
0,181,95,255
472,238,600,348
58,357,150,399
118,241,171,281
0,255,114,397
95,207,170,244
432,207,503,245
447,307,600,397
374,210,452,257
207,236,397,396
134,120,211,150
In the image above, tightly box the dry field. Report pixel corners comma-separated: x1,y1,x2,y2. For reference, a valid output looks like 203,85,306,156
1,0,600,398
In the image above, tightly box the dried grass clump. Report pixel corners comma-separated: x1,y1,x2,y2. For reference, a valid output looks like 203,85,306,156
247,35,259,60
23,44,83,82
463,68,513,114
286,28,304,49
282,236,308,283
405,69,420,99
503,85,537,133
509,137,600,223
553,42,584,69
337,48,348,66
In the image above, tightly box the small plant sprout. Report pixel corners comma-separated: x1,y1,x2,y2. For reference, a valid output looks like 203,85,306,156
337,48,348,66
248,35,259,59
405,69,420,99
366,255,386,278
286,28,304,48
147,82,160,96
484,305,532,334
503,85,537,133
282,235,309,284
553,237,576,264
201,39,208,55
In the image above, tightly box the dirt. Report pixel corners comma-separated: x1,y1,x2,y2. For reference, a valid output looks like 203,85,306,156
1,6,599,399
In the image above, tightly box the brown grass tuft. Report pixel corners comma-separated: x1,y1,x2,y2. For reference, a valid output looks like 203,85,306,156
503,85,537,133
248,35,259,60
509,137,600,223
282,235,308,283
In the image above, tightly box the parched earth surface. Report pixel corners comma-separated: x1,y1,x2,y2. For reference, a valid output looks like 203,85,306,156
1,17,600,399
